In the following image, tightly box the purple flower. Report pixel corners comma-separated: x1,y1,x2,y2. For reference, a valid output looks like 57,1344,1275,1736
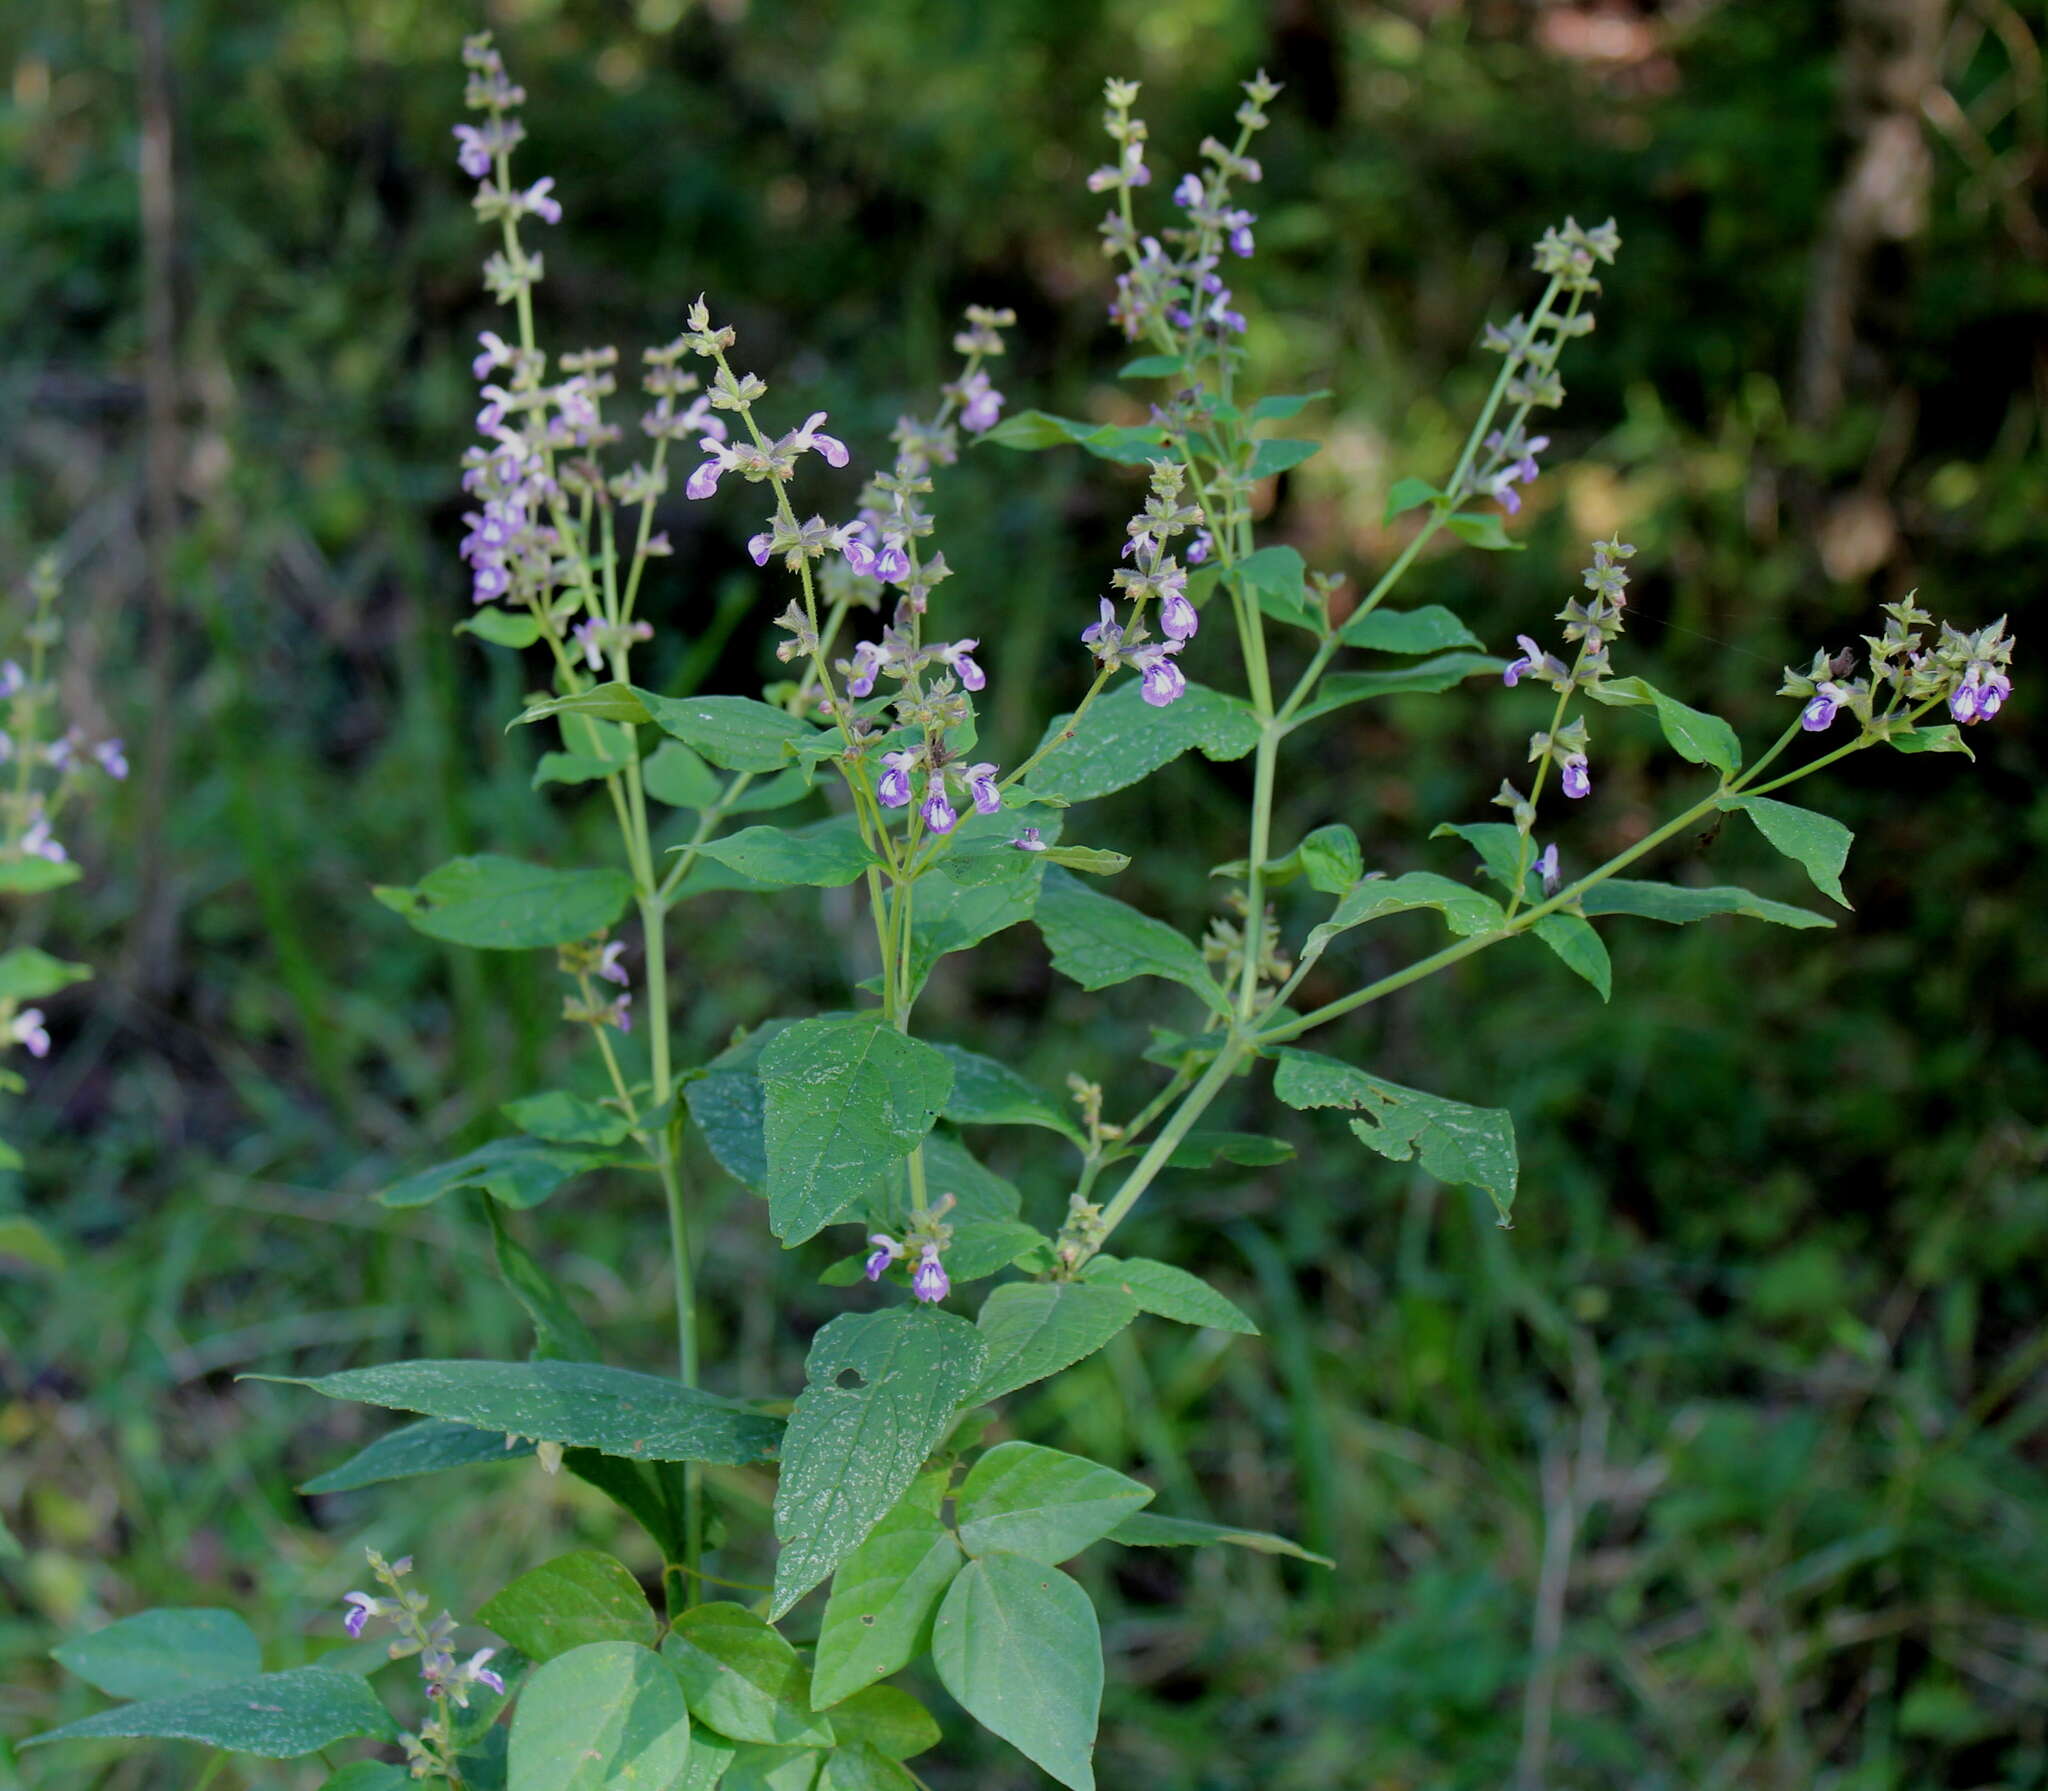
472,331,515,380
966,762,1002,815
1159,591,1199,641
611,993,633,1034
0,661,23,698
466,1649,506,1697
94,739,129,780
21,811,64,862
1503,635,1545,688
452,124,493,180
1011,827,1046,851
1081,598,1124,656
519,178,562,224
1535,843,1561,896
1222,208,1257,258
939,639,986,692
1184,529,1213,566
747,530,775,567
877,749,916,809
839,532,878,577
597,941,629,987
841,641,885,699
920,777,958,835
10,1009,49,1059
911,1243,950,1304
864,1233,905,1282
685,438,739,500
1135,643,1187,707
791,412,849,469
1800,682,1844,732
1560,753,1591,800
570,619,605,669
342,1592,378,1640
872,540,910,584
958,371,1004,434
1978,670,2011,720
1174,172,1204,209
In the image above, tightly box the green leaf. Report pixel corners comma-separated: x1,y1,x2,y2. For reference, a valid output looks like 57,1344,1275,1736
1295,823,1364,894
940,1219,1051,1283
933,1045,1084,1144
1116,353,1185,379
640,740,726,809
0,946,91,1002
483,1201,601,1363
973,1281,1138,1403
759,1016,953,1245
1273,1048,1519,1223
1024,678,1260,804
718,1744,820,1790
562,1453,692,1566
479,1551,658,1662
979,409,1090,450
533,750,625,789
1036,844,1131,877
300,1418,534,1495
1163,1131,1295,1171
1107,1512,1334,1567
1303,871,1506,963
0,1215,63,1271
1231,546,1317,634
644,695,819,773
0,857,82,893
1338,604,1483,655
694,821,877,889
680,1733,739,1790
1722,794,1853,907
956,1442,1153,1564
662,1605,835,1746
501,1090,633,1147
23,1668,396,1757
1586,675,1743,776
823,1686,941,1760
52,1608,262,1701
1580,880,1832,929
1382,476,1442,524
919,1133,1022,1221
376,1137,626,1211
1248,438,1320,479
816,1743,918,1790
1888,722,1974,758
1290,654,1504,725
261,1360,782,1464
508,1640,692,1791
812,1481,964,1709
515,681,653,727
458,608,544,649
683,1018,800,1193
1532,912,1611,1001
1247,390,1329,423
932,1553,1102,1791
770,1309,987,1617
907,868,1046,994
1035,868,1229,1017
1428,820,1533,896
321,1763,413,1791
1079,1256,1259,1334
1444,511,1521,551
373,856,633,950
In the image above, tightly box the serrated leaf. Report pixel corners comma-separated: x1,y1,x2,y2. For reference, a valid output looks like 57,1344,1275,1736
693,821,877,889
1585,676,1743,775
1025,677,1261,805
1273,1048,1518,1223
515,681,653,727
1580,880,1832,929
640,740,727,809
932,1553,1101,1791
1163,1131,1295,1171
1444,511,1521,551
760,1017,953,1245
1382,476,1442,524
23,1668,396,1757
502,1090,633,1147
1080,1256,1259,1334
508,1640,692,1790
373,856,633,950
1035,869,1229,1017
770,1308,988,1617
0,946,92,1002
375,1137,627,1211
1888,722,1973,757
919,1133,1022,1221
1248,438,1320,479
683,1018,801,1193
933,1044,1084,1144
52,1608,262,1701
1532,911,1611,1000
1303,870,1506,963
956,1442,1153,1563
300,1418,534,1495
812,1480,964,1709
1290,654,1504,725
1722,794,1852,907
973,1281,1138,1403
478,1551,657,1662
645,695,819,772
1107,1511,1333,1566
259,1360,781,1464
1231,546,1317,634
1338,604,1483,655
662,1605,834,1745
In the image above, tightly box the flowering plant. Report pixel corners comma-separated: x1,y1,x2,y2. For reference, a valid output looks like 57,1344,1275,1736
30,37,2016,1790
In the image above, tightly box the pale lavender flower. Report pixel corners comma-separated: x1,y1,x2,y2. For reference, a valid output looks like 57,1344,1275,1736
1134,641,1187,707
1800,682,1845,732
864,1233,905,1282
342,1592,380,1640
10,1009,50,1059
452,124,493,180
1011,827,1047,851
966,762,1002,816
911,1243,950,1303
466,1650,507,1697
1535,843,1561,896
871,540,911,584
92,739,128,780
1174,172,1204,208
21,810,64,862
920,776,958,835
1502,635,1546,688
1560,753,1591,800
472,330,516,380
1223,208,1257,258
747,530,775,567
958,371,1004,434
938,640,985,692
519,177,562,224
571,619,605,669
1184,529,1213,565
877,749,916,809
685,437,740,499
597,941,629,986
1159,590,1199,641
1978,669,2012,720
841,641,885,699
611,993,633,1034
790,412,849,468
1081,598,1124,657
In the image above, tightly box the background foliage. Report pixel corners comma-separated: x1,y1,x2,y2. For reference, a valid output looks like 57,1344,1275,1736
2,0,2044,1785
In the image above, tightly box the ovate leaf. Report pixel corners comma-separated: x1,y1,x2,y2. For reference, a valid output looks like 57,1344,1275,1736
373,856,632,950
662,1605,834,1746
1445,511,1521,551
507,1641,692,1791
300,1418,534,1495
1290,654,1504,725
643,694,819,772
1303,871,1505,964
1580,880,1831,929
501,1090,633,1148
1231,546,1316,634
23,1668,396,1757
956,1442,1153,1564
812,1480,964,1709
1035,869,1229,1017
1338,604,1482,655
1080,1256,1258,1334
376,1137,627,1211
973,1282,1138,1403
1721,794,1853,907
1531,912,1611,1001
1382,476,1442,524
1586,676,1743,777
692,821,877,889
932,1044,1084,1145
52,1608,262,1701
477,1550,657,1662
1024,679,1260,805
0,947,92,1002
1107,1511,1333,1566
824,1685,941,1760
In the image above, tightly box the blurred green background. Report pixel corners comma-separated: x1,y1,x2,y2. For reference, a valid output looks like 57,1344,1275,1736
3,0,2045,1785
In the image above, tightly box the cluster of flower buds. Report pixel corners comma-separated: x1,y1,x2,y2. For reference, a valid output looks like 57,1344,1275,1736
1095,72,1281,347
874,738,1001,837
863,1193,957,1303
1078,461,1203,706
558,935,631,1031
457,35,551,309
1203,887,1293,991
1781,595,2015,735
343,1551,505,1779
